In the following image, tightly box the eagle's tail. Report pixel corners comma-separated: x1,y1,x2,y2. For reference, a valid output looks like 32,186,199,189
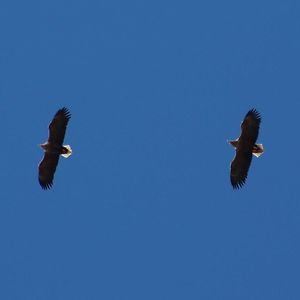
252,144,264,158
62,145,72,158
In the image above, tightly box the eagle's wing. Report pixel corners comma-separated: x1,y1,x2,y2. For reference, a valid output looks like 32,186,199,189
38,153,60,189
230,147,252,189
240,108,261,144
48,107,71,145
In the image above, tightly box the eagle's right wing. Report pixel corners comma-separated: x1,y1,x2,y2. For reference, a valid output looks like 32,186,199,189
230,147,253,189
38,153,60,189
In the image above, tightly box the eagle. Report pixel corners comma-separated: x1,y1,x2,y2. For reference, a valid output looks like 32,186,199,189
228,109,263,189
38,107,72,189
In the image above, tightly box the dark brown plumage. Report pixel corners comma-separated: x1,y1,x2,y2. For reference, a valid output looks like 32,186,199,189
38,107,72,189
228,109,263,189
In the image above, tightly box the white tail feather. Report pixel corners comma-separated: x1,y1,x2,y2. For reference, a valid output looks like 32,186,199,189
253,144,264,158
62,145,72,158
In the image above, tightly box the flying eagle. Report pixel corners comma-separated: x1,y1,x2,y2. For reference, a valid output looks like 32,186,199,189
228,109,263,189
38,107,72,189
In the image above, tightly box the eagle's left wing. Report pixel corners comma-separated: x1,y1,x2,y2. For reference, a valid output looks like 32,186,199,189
48,107,71,146
240,109,261,144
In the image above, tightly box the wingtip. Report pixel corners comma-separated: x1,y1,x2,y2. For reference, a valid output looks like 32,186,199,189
61,107,71,119
39,176,53,190
39,182,53,190
248,108,261,121
231,178,246,190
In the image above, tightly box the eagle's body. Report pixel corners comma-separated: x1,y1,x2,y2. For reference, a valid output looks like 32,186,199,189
229,109,263,189
40,143,71,156
38,107,72,189
229,140,264,158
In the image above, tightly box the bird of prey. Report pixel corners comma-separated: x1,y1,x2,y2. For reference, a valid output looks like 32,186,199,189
38,107,72,189
228,109,263,189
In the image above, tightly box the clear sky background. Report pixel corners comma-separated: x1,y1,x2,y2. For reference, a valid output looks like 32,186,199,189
0,0,300,299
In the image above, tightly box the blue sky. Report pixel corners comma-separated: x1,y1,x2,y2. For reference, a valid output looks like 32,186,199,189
0,0,300,299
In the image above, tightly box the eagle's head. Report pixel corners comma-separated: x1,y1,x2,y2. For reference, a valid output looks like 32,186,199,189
40,143,48,151
228,139,238,149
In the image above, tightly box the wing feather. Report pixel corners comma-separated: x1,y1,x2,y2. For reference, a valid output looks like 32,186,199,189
240,108,261,144
230,146,253,189
38,153,60,189
48,107,71,145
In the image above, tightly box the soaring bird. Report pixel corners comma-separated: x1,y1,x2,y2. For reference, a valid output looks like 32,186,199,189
38,107,72,189
228,109,263,189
